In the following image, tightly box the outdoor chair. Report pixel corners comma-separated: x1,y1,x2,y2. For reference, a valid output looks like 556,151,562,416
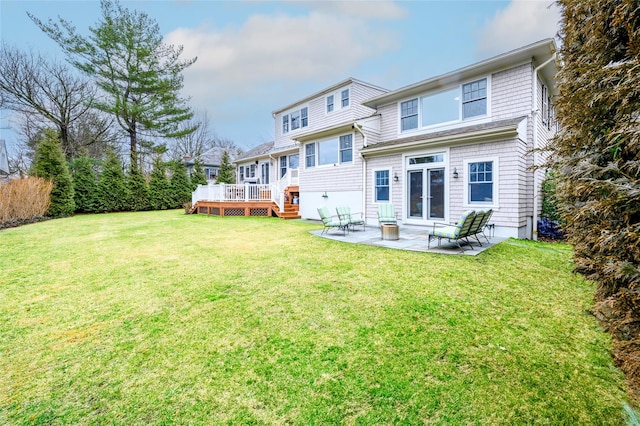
317,206,348,235
427,210,477,252
377,203,398,227
468,209,493,246
336,206,366,232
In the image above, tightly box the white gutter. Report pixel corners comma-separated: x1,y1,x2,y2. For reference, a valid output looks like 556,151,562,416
532,53,556,240
353,121,368,218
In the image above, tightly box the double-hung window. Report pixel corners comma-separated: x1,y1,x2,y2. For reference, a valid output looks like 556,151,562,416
462,79,487,119
239,166,244,182
468,161,493,203
280,156,287,178
282,115,289,134
327,95,334,113
305,144,316,168
401,98,419,131
339,135,352,163
375,170,390,202
341,89,350,108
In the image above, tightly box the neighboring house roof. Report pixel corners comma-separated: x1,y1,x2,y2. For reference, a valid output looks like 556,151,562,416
363,39,557,109
234,141,275,163
272,77,389,115
360,116,527,156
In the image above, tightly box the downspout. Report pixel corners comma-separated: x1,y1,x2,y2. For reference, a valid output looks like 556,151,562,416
531,53,556,240
353,122,368,218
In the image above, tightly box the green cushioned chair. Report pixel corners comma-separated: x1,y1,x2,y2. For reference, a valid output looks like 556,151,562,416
377,203,398,227
427,210,477,252
468,209,493,246
317,206,348,235
336,206,366,232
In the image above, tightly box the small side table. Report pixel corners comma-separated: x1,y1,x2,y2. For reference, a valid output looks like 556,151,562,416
381,223,400,240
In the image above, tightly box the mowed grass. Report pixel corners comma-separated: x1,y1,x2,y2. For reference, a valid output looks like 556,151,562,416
0,210,628,424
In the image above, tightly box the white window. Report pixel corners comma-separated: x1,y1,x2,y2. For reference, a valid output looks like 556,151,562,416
280,156,287,178
305,133,353,168
327,95,334,113
305,143,315,168
326,87,350,114
341,89,350,108
401,98,419,131
541,83,553,130
400,77,489,132
464,158,498,207
339,134,352,163
462,78,487,119
282,107,308,134
239,166,244,182
375,170,390,202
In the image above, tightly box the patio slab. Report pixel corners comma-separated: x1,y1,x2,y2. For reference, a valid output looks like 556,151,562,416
309,223,505,255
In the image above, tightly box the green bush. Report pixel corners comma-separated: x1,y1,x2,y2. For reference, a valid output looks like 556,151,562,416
71,155,99,213
98,149,128,212
31,129,75,217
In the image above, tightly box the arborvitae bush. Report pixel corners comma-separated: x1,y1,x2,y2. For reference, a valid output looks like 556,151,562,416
190,156,207,189
71,155,99,213
0,177,53,225
127,166,150,211
540,171,561,223
217,150,235,184
554,0,640,401
31,129,75,217
168,160,192,208
149,157,172,210
98,149,128,212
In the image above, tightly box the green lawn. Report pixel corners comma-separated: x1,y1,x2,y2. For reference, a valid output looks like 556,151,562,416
0,210,628,424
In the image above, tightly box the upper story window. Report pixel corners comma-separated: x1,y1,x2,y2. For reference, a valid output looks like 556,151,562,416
326,87,350,114
462,79,487,119
341,89,350,108
401,98,419,131
541,83,554,130
305,133,353,168
282,107,308,134
400,77,489,133
305,143,315,168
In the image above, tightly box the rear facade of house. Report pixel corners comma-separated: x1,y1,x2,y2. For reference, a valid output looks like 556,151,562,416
231,39,557,239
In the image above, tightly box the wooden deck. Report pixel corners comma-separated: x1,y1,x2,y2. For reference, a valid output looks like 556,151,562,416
191,185,301,220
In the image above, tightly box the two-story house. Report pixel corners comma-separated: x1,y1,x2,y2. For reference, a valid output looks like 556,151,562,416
197,39,557,239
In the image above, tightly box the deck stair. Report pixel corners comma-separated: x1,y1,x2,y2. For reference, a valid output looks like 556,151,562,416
274,185,300,220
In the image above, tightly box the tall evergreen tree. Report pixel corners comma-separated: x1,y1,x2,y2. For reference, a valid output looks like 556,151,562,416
168,160,192,208
553,0,640,399
190,156,207,189
216,150,235,184
29,0,197,172
127,166,150,211
70,154,99,213
31,128,75,217
98,149,128,212
148,157,172,210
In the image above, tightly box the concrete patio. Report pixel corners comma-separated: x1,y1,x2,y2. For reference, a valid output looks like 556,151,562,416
309,223,505,256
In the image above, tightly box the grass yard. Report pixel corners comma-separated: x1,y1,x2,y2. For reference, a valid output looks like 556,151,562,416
0,210,629,424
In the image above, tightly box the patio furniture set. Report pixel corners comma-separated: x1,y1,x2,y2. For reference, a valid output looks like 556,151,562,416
317,203,493,252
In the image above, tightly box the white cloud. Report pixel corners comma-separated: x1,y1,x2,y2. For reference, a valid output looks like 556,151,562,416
475,0,561,59
164,2,405,144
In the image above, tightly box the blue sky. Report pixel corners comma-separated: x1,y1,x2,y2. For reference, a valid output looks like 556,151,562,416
0,0,560,153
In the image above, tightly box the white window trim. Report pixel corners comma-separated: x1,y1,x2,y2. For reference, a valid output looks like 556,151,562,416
325,86,351,115
403,149,449,225
281,105,309,135
397,75,492,135
372,168,393,204
305,132,355,169
463,157,499,209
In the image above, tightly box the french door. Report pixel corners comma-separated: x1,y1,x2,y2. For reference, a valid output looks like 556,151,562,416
407,168,445,221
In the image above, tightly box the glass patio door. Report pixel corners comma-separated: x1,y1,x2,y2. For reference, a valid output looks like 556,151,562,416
407,168,445,221
428,169,445,220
